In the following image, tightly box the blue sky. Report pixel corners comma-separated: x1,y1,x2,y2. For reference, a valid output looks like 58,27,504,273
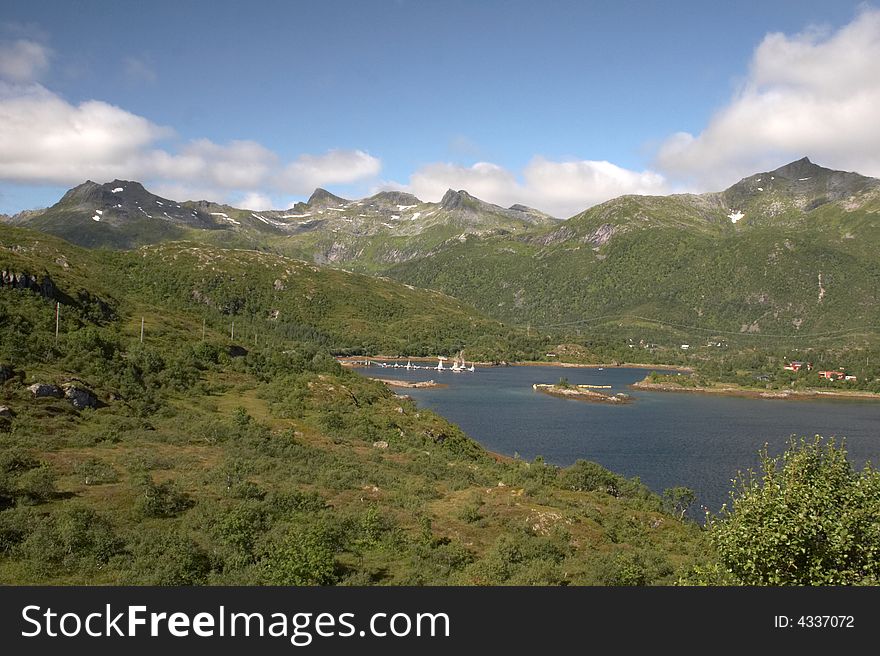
1,0,879,216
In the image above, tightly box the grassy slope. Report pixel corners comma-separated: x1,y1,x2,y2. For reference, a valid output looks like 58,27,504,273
0,225,709,585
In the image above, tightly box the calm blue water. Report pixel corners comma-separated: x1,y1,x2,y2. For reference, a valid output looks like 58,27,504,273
362,363,880,513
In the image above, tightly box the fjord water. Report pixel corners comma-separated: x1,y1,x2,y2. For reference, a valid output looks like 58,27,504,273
367,364,880,513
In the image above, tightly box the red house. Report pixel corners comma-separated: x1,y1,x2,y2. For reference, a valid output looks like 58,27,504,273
818,370,845,381
783,361,812,372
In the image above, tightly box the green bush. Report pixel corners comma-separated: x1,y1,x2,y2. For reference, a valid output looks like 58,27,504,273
19,506,122,572
74,458,119,485
135,476,194,518
14,467,57,505
559,460,619,494
707,437,880,585
260,525,338,586
128,530,213,585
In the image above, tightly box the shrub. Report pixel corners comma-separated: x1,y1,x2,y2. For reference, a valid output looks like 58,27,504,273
15,466,57,505
74,458,119,485
708,436,880,585
559,460,619,494
136,476,194,518
19,506,122,572
260,525,337,585
128,530,213,585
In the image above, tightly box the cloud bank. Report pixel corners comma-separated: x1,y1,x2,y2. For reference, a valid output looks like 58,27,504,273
0,39,381,207
655,7,880,188
3,9,880,214
395,158,667,218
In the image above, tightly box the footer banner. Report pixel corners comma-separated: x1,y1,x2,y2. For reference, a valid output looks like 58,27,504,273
0,586,872,653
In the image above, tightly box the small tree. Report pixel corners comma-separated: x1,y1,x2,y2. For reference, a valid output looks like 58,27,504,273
708,436,880,585
662,486,696,520
136,475,193,518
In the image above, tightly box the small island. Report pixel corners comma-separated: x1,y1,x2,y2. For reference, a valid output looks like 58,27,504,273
630,373,880,401
533,378,632,404
369,377,446,389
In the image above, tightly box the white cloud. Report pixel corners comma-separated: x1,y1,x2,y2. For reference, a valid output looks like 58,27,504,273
656,8,880,188
392,158,667,217
160,139,279,189
274,149,382,194
0,39,50,82
522,158,667,215
407,161,519,205
236,191,275,211
0,79,380,206
0,82,169,184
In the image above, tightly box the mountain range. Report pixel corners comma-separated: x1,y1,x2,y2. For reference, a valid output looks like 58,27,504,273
2,178,554,266
4,157,880,347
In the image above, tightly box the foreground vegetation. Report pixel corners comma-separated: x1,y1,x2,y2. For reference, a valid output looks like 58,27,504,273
0,226,709,585
2,225,877,586
688,437,880,585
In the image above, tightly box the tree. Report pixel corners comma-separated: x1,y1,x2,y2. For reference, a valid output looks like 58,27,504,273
662,486,696,520
707,436,880,585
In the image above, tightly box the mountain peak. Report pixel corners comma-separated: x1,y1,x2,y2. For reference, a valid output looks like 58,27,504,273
307,188,348,207
368,190,422,206
58,180,103,204
440,189,476,209
771,157,824,180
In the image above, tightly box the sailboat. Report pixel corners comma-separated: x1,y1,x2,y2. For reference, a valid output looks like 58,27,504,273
406,360,412,370
451,349,465,372
467,362,475,372
436,356,446,371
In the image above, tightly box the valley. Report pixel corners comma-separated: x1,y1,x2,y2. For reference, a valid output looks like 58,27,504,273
2,156,879,586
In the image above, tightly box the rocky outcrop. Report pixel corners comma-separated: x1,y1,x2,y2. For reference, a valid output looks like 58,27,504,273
62,383,98,409
583,223,617,246
0,270,56,298
0,406,13,418
28,383,63,398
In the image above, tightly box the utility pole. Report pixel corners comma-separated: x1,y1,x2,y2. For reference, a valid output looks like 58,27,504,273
55,302,60,342
202,318,206,341
231,321,235,340
140,317,145,343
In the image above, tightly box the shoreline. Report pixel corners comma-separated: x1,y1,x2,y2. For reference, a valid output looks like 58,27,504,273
630,379,880,402
340,356,691,372
514,360,691,372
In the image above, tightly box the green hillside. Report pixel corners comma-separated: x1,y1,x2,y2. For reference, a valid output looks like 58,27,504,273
389,159,880,353
0,225,710,585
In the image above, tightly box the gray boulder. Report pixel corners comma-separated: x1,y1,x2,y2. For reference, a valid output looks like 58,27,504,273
62,383,98,409
28,383,63,398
